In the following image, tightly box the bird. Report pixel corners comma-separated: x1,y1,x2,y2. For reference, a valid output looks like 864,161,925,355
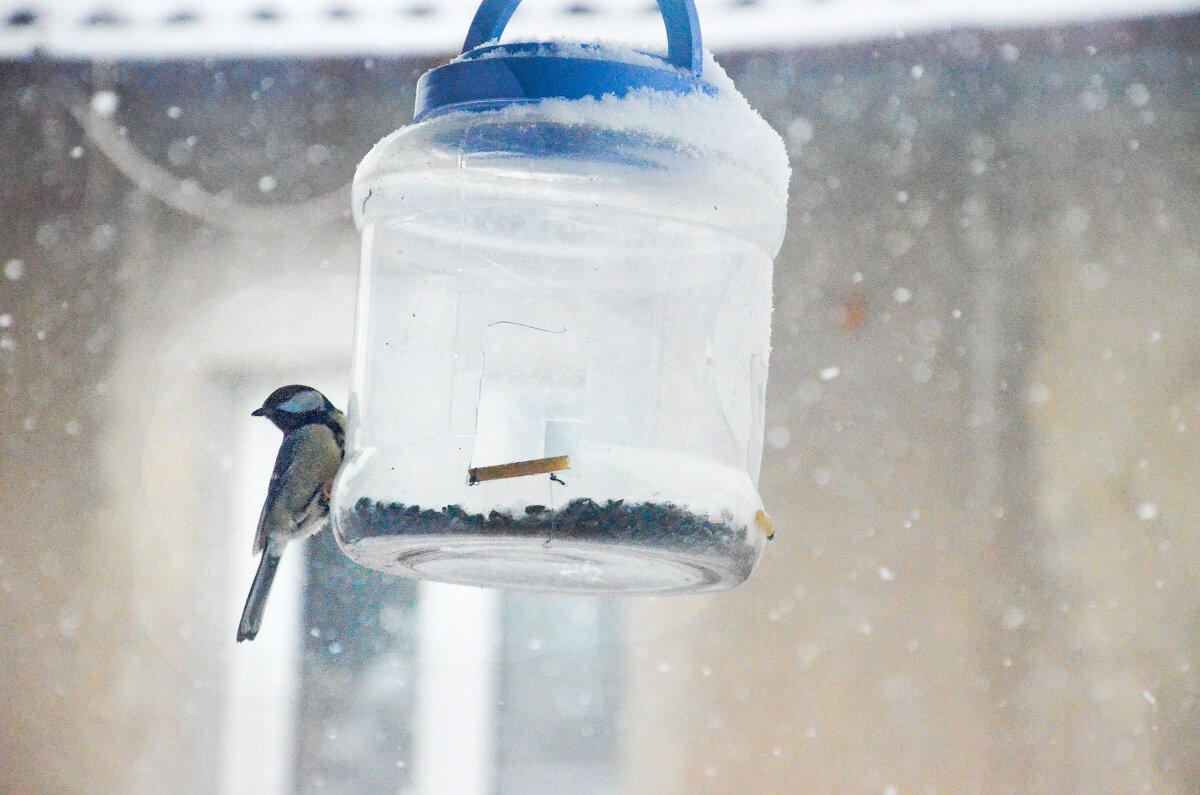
237,385,346,643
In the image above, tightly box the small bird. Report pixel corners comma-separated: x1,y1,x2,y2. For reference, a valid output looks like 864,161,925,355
238,385,346,642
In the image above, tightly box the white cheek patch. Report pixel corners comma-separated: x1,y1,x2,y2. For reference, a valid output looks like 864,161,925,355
278,390,324,414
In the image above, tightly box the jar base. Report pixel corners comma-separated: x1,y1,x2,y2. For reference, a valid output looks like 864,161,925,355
333,498,764,594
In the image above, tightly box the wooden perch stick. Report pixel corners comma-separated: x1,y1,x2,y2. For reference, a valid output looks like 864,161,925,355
469,455,570,485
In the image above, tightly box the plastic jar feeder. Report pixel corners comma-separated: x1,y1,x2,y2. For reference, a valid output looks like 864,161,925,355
330,0,790,594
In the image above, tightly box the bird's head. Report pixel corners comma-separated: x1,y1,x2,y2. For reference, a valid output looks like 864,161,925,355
252,385,342,431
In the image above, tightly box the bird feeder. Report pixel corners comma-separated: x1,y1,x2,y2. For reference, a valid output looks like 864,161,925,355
330,0,790,593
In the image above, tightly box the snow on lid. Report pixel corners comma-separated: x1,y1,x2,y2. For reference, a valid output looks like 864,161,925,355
453,38,676,70
438,47,790,200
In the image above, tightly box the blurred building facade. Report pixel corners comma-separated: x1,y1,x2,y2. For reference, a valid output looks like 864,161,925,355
1,15,1199,793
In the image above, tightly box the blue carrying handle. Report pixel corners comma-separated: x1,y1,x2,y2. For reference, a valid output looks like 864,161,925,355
462,0,704,76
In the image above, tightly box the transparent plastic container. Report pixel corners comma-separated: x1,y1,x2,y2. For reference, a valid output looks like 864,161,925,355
331,3,789,594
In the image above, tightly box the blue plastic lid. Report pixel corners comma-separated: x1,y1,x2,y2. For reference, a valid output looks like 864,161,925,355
414,0,714,122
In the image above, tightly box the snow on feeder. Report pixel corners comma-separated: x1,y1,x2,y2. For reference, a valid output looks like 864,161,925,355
330,0,790,593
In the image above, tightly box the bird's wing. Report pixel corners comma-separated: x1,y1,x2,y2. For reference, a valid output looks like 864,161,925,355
253,424,342,553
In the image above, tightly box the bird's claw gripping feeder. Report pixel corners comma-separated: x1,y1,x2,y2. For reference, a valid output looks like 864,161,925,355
331,0,790,593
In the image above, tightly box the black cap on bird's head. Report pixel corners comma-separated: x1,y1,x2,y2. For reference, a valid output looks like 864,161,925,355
253,384,340,430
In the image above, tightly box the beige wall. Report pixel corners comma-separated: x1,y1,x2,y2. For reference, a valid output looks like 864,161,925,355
621,22,1200,794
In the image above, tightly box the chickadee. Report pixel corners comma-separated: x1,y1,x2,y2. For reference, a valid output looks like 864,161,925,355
237,385,346,643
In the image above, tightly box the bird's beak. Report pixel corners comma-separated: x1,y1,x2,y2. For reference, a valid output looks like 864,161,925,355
251,407,267,417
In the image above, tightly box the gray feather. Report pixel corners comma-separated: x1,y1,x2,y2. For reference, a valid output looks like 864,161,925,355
254,423,342,553
238,538,284,642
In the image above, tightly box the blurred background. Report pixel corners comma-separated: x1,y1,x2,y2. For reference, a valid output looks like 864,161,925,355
2,0,1200,792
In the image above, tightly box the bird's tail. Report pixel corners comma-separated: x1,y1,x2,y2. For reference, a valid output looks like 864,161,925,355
237,543,283,642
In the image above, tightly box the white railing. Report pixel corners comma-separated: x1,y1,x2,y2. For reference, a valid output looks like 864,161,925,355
2,0,1197,59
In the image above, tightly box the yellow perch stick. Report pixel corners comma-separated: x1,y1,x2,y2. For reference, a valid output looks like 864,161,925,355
755,509,776,541
469,455,570,484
